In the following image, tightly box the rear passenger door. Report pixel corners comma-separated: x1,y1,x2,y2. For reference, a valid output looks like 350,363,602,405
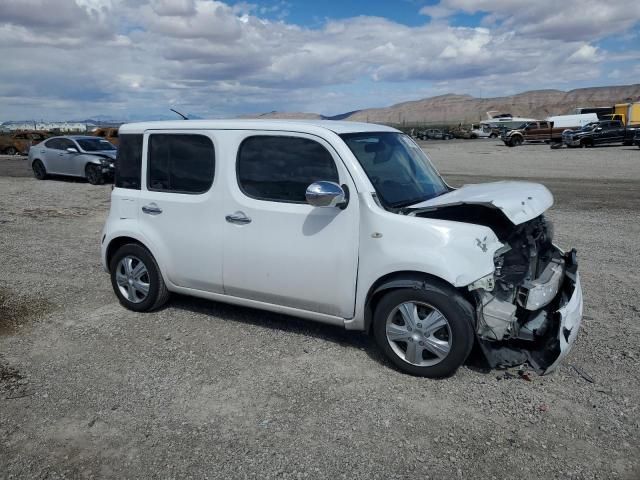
136,131,224,293
222,132,359,318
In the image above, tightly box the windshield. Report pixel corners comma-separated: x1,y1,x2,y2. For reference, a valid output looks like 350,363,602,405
76,138,116,151
581,122,599,130
340,132,448,208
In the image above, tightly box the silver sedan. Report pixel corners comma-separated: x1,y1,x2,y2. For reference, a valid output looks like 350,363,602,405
28,135,116,185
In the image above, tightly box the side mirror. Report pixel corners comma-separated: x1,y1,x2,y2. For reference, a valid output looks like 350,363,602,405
306,181,347,209
66,147,79,154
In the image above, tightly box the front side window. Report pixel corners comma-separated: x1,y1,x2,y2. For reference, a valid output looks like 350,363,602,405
341,132,448,209
115,134,143,190
147,134,215,194
76,138,116,151
237,135,338,203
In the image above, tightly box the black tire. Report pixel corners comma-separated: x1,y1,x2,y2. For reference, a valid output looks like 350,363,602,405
86,164,104,185
372,282,475,378
510,136,523,147
5,146,17,155
489,133,498,138
109,243,170,312
32,159,47,180
580,139,592,148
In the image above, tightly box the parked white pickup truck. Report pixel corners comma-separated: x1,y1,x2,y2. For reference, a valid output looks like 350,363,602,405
101,120,582,377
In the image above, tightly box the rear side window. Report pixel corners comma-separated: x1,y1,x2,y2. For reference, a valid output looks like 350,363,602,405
147,134,215,194
45,138,62,150
237,136,338,203
115,134,142,190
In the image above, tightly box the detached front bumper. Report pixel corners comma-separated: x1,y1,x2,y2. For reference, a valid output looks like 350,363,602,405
540,273,583,374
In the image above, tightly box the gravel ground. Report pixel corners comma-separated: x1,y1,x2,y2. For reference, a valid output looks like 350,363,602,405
1,142,639,479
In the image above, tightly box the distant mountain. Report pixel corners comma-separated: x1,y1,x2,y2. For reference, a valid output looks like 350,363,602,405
242,84,640,125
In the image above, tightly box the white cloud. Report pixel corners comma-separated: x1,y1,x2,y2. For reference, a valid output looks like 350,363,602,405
421,0,640,41
0,0,638,120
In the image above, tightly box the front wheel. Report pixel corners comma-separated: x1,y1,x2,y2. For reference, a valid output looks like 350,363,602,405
86,164,104,185
510,136,523,147
109,244,170,312
373,284,474,378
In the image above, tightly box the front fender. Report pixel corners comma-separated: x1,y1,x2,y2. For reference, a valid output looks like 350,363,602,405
350,193,503,330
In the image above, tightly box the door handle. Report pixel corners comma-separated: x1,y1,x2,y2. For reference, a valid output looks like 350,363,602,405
225,211,251,225
142,203,163,215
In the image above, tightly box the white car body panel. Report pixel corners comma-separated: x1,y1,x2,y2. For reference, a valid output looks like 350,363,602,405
408,181,554,225
101,119,583,374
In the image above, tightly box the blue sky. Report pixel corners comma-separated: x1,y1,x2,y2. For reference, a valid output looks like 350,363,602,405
0,0,639,121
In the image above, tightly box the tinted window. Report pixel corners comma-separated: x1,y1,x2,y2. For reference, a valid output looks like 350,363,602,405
45,138,63,150
539,122,549,128
237,136,338,203
76,138,116,151
148,134,214,194
58,138,76,150
611,121,622,128
115,134,143,190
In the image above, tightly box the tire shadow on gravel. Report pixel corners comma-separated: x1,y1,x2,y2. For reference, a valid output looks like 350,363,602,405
168,294,489,376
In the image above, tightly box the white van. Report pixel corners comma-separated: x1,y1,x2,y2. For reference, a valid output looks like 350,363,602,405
101,120,582,377
546,113,599,129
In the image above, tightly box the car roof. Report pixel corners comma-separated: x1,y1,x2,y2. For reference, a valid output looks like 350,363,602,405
47,135,101,140
118,119,400,135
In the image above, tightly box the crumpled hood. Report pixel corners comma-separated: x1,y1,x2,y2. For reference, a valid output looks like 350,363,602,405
90,150,116,160
409,181,554,225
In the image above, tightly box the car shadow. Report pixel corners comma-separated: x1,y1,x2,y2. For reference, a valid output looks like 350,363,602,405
168,293,490,376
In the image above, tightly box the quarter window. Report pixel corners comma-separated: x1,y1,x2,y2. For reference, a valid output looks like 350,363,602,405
237,136,338,203
147,134,215,194
115,134,143,190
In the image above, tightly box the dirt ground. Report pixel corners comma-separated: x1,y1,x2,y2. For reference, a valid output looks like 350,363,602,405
1,141,639,479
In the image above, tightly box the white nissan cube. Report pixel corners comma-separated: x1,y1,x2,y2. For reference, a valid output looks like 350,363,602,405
101,120,583,377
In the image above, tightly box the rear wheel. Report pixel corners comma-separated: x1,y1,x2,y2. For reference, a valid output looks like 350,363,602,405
109,244,170,312
85,164,104,185
373,283,475,378
32,160,47,180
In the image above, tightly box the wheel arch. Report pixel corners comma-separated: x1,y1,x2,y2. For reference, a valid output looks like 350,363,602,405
105,236,151,273
362,270,476,333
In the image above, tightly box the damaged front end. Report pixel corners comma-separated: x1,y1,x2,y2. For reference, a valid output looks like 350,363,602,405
408,185,583,374
468,216,582,374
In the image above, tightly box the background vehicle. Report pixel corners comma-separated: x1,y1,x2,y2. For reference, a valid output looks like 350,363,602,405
502,120,568,146
480,112,537,131
562,120,638,147
0,131,50,155
503,114,600,146
635,130,640,148
92,127,119,146
28,135,116,184
545,113,599,129
470,123,496,138
101,119,582,378
415,129,453,140
601,103,640,144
